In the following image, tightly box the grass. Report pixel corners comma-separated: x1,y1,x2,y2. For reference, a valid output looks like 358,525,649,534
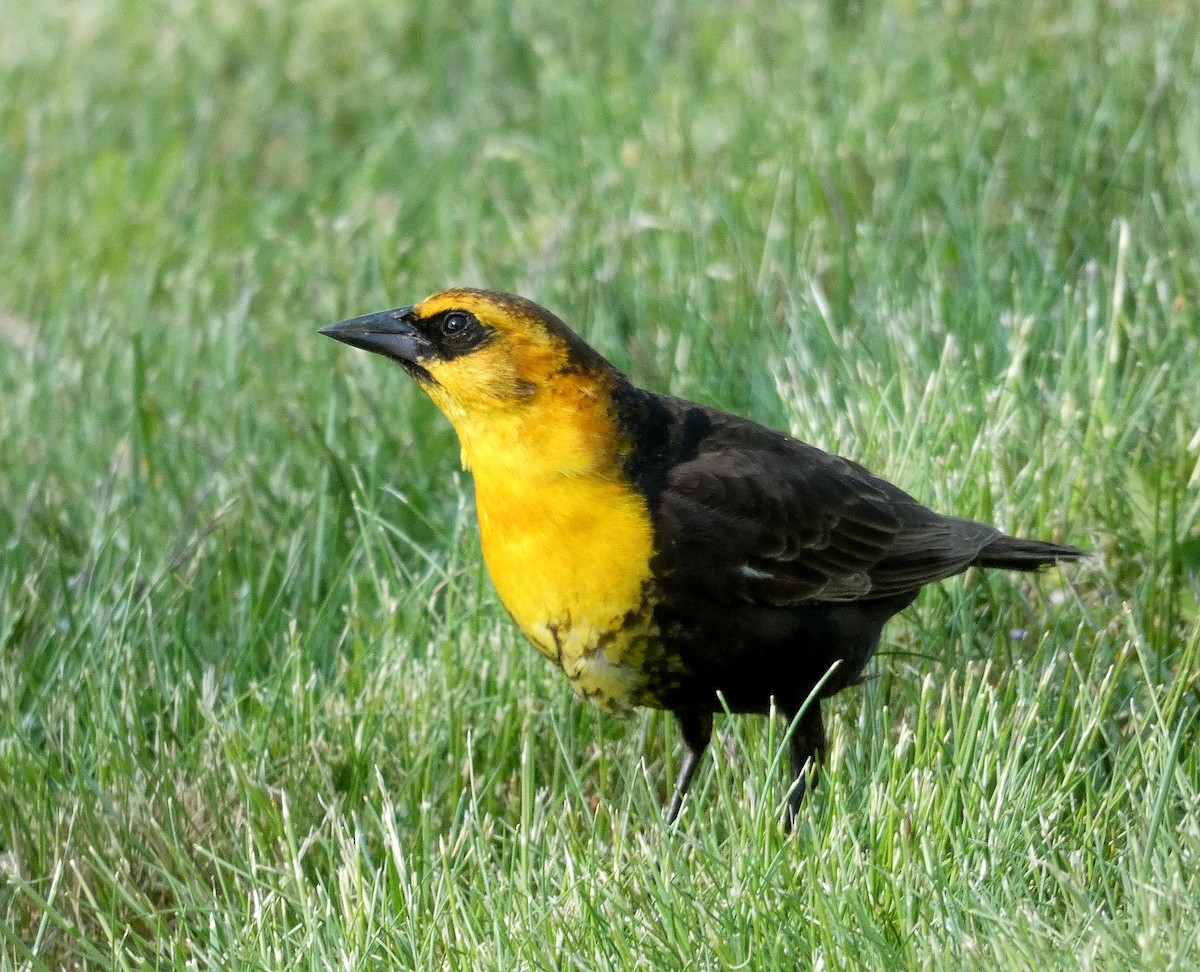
1,0,1198,967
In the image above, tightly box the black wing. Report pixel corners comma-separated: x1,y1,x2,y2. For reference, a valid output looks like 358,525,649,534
629,397,1000,606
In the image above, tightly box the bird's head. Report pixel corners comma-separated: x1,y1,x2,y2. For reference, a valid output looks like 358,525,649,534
321,289,625,468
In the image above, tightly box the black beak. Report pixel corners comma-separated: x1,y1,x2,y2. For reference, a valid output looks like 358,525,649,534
320,307,427,363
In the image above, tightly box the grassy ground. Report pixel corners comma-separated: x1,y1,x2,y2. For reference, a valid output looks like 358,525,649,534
2,0,1198,967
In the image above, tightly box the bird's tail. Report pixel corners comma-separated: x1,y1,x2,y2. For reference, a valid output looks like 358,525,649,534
975,533,1085,571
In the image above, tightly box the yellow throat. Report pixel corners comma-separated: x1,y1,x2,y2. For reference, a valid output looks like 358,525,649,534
412,292,660,711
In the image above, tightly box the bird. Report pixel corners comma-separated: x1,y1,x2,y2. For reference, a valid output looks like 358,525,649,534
321,288,1083,825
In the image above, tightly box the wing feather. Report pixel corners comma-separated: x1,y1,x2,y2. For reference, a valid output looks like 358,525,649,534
648,406,999,606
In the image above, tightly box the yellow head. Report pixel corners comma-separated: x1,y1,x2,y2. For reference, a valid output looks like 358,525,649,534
321,289,627,474
323,289,660,711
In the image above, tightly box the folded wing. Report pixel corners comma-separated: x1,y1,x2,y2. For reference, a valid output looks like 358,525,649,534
651,408,1000,606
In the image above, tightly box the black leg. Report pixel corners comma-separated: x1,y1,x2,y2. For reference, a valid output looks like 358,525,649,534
665,710,713,824
785,702,825,826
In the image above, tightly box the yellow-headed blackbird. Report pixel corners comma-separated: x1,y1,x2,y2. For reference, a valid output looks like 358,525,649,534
322,289,1082,823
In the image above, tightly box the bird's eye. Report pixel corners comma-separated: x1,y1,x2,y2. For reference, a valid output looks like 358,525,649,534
441,312,473,336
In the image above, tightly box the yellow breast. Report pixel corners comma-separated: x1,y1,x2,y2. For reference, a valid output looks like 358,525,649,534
424,365,661,712
475,472,658,709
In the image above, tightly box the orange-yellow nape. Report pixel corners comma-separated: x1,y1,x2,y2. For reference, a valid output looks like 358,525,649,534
407,289,602,417
405,289,624,476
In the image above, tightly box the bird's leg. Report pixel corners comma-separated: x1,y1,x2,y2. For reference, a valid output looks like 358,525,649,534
665,710,713,825
785,702,826,827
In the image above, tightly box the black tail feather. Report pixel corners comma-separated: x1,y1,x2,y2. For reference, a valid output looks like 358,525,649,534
975,534,1085,571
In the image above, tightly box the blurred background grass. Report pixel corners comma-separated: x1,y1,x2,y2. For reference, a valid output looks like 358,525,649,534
1,0,1198,967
